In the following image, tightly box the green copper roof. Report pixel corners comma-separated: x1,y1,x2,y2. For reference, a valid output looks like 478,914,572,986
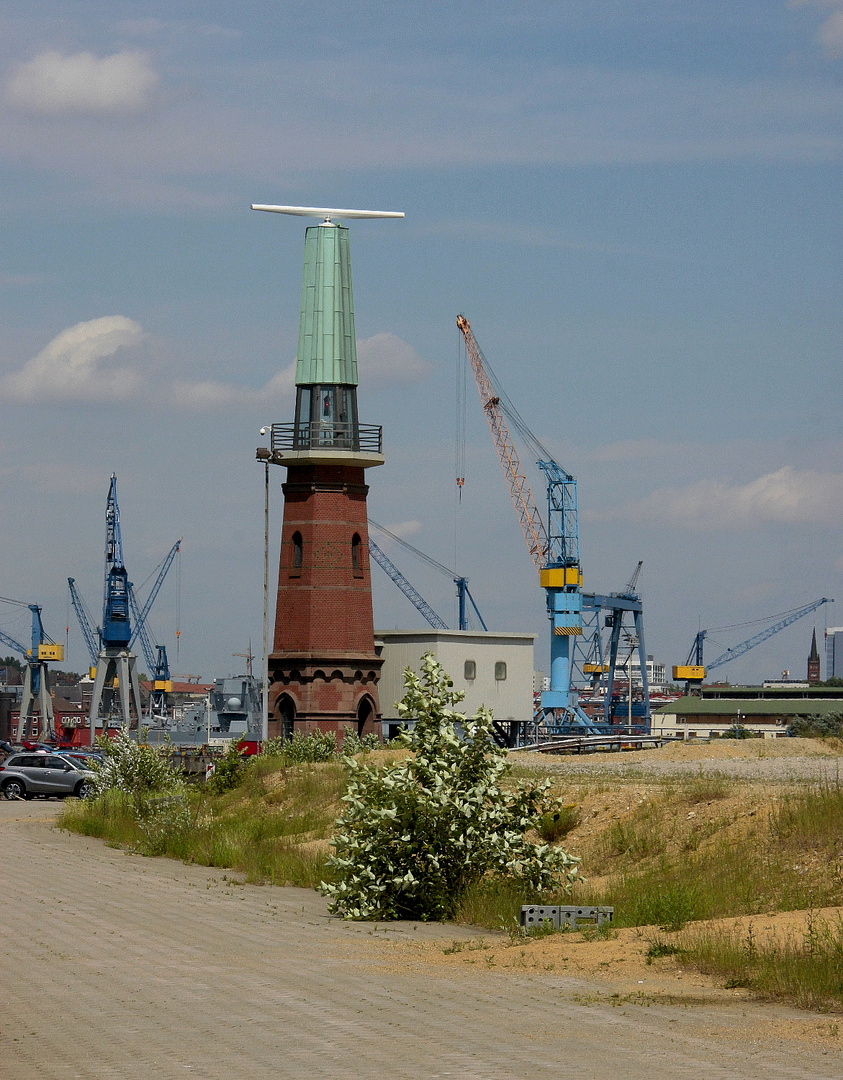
295,223,358,387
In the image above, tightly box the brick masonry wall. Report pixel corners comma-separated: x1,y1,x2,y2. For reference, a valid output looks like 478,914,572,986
268,461,382,733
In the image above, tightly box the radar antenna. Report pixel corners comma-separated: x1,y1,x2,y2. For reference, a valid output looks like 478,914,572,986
251,204,404,224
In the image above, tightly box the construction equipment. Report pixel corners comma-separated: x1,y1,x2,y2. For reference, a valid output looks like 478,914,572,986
67,578,99,674
368,538,448,630
458,316,606,736
457,315,650,737
369,519,487,631
69,496,181,728
0,601,63,741
69,476,181,742
674,598,834,691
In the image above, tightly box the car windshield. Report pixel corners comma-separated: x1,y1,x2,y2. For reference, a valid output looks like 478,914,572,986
55,756,82,771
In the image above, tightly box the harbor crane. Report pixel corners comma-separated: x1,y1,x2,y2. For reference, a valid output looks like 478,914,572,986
457,315,650,737
368,519,487,632
68,476,181,741
674,597,834,692
0,600,63,741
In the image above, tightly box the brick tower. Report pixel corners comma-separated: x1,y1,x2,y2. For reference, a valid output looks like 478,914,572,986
254,205,403,742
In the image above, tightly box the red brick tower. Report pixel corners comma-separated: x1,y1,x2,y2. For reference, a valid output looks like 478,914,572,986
254,205,402,741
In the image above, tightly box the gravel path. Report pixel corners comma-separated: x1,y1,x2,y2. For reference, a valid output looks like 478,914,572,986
511,745,843,783
2,801,842,1079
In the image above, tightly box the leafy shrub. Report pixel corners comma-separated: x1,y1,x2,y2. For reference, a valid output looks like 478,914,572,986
787,713,843,738
340,730,381,756
321,654,579,920
208,739,248,794
720,724,758,740
262,728,380,763
91,728,184,798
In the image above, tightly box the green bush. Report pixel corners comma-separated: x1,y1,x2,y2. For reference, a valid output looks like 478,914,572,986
788,713,843,738
262,729,380,762
91,728,184,798
720,724,757,740
208,739,248,794
321,654,579,921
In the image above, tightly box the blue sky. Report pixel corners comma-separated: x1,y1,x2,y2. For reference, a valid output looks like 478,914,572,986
0,2,840,685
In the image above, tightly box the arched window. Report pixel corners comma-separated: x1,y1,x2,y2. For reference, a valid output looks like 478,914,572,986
292,531,303,570
351,533,362,576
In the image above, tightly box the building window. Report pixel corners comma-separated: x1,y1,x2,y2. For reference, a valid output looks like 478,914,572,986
291,531,303,574
464,660,476,681
494,661,507,681
351,533,362,576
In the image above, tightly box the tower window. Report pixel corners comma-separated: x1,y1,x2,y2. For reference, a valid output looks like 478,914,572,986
291,531,303,574
352,533,363,577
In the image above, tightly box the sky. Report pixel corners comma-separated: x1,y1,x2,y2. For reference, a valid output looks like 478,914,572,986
0,1,841,687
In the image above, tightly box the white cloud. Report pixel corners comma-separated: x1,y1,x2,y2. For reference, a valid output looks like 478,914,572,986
821,9,843,52
5,51,159,116
596,466,843,529
0,316,146,403
170,332,429,411
356,333,431,385
380,520,423,540
791,0,843,55
170,365,296,412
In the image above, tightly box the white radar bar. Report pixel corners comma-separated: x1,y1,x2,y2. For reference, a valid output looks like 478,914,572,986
251,204,404,220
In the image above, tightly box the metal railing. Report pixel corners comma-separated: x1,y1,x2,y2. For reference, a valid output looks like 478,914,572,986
270,422,382,454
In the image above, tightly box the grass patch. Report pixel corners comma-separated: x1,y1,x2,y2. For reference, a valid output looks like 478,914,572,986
680,916,843,1012
537,804,580,842
566,778,843,931
59,759,347,888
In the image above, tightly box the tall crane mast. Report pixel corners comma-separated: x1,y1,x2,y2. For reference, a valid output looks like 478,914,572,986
102,474,131,649
457,315,602,735
67,578,99,669
0,601,63,741
456,316,547,572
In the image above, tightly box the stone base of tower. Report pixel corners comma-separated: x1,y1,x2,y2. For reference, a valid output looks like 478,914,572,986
267,654,383,743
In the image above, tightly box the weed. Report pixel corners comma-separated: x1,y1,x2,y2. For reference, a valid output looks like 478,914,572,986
646,938,682,963
537,804,580,842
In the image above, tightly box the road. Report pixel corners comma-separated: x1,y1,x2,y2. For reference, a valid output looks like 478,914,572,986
2,800,841,1080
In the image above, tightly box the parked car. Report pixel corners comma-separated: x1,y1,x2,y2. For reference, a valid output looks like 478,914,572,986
0,753,95,800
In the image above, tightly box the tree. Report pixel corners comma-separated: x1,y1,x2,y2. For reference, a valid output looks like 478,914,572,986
321,654,579,920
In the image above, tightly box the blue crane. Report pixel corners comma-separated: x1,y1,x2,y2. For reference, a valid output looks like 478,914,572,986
74,475,180,741
67,578,99,668
0,600,63,741
368,538,448,630
675,598,834,688
368,519,487,632
458,316,629,738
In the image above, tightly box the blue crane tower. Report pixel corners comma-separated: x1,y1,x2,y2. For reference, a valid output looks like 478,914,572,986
0,601,64,741
70,475,181,743
457,315,649,739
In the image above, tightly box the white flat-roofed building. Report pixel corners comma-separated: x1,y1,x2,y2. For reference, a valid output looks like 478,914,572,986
374,630,535,736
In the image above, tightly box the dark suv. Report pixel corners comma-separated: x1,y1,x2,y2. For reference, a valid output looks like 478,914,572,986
0,753,95,800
